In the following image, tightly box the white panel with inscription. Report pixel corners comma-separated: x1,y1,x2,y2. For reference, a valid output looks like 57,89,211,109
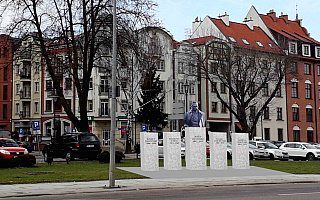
185,127,207,170
232,133,250,169
140,132,159,171
209,132,227,170
163,132,182,170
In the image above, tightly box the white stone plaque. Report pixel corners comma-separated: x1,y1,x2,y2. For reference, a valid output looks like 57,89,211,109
232,133,249,169
140,132,159,171
163,132,182,170
185,127,206,170
209,132,227,170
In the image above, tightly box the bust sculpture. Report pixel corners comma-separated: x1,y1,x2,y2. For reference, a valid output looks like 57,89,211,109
184,102,206,127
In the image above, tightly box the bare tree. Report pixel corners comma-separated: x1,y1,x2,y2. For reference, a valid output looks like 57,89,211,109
195,39,292,138
1,0,158,132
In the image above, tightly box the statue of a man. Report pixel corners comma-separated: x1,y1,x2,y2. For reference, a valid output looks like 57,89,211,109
184,102,206,127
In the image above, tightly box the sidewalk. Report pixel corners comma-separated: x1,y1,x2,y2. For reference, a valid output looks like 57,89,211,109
1,166,320,198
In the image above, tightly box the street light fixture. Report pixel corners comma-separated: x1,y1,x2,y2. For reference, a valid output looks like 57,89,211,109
184,80,189,113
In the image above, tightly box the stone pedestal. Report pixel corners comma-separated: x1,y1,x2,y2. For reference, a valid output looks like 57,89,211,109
209,132,227,170
163,132,182,170
185,127,206,170
140,132,159,171
232,133,250,169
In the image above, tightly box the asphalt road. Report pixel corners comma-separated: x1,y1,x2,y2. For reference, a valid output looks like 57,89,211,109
5,183,320,200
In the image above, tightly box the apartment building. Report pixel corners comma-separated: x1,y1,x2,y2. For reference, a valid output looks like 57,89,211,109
246,6,320,142
0,35,13,134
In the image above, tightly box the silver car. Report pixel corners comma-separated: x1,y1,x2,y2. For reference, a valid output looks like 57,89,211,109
249,143,269,160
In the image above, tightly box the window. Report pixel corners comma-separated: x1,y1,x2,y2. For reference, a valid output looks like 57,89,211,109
306,108,313,122
178,62,184,74
242,39,249,45
34,102,39,113
16,103,19,114
178,82,184,93
278,129,283,141
307,131,314,143
3,47,7,57
229,37,236,43
46,100,52,112
157,60,165,71
45,122,52,137
88,100,93,112
211,82,216,93
121,100,128,112
35,62,40,73
275,85,281,97
221,103,227,113
304,64,311,75
277,107,282,120
291,82,298,98
262,83,268,96
264,128,270,140
305,83,311,99
293,130,300,142
102,129,110,146
318,84,320,100
100,76,109,94
249,106,255,122
100,99,108,116
264,107,269,119
46,80,53,91
292,107,299,121
256,41,263,47
318,65,320,76
316,47,320,58
3,66,7,81
290,62,298,73
268,43,274,49
65,99,71,110
89,78,93,90
121,81,127,89
54,100,62,111
3,85,7,100
16,84,20,94
211,102,217,113
289,42,297,54
65,78,72,90
190,83,195,94
302,44,311,56
35,82,39,93
3,104,7,119
221,83,226,93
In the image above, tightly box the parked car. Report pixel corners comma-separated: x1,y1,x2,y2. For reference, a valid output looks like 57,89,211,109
42,132,102,161
279,142,320,161
249,141,289,160
270,141,286,148
249,143,270,160
16,141,33,153
0,138,29,159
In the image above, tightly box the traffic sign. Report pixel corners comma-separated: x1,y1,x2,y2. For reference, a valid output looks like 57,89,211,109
33,121,40,130
141,125,147,132
19,128,24,135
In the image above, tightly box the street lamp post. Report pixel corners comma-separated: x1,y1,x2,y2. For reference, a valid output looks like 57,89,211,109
184,80,189,113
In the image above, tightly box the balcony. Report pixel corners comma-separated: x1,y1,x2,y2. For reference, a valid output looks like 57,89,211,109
20,111,30,119
20,91,31,99
20,72,31,79
98,108,110,117
99,87,109,96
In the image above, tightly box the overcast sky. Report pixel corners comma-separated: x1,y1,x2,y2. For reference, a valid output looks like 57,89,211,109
155,0,320,42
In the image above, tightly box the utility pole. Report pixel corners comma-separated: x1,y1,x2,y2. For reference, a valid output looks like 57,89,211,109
109,0,117,188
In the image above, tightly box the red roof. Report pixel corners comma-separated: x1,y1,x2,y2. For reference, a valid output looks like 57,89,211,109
260,14,320,45
184,36,215,46
210,18,280,53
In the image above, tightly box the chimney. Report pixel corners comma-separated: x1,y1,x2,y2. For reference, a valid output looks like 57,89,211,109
192,16,202,33
280,14,289,24
219,12,229,26
267,9,276,22
243,17,254,31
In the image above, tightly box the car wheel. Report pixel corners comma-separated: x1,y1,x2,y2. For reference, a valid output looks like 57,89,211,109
307,154,315,161
249,153,254,160
43,152,48,162
269,154,275,160
293,158,299,161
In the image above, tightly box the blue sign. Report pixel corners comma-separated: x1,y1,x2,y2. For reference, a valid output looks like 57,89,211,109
19,128,24,135
141,125,147,132
33,121,40,130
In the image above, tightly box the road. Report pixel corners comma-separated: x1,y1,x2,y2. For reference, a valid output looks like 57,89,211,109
5,183,320,200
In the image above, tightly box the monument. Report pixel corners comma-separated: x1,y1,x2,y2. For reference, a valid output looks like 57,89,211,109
140,132,159,171
163,132,182,170
209,132,227,170
232,133,250,169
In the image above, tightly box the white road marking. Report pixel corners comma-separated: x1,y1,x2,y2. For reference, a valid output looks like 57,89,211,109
278,191,320,196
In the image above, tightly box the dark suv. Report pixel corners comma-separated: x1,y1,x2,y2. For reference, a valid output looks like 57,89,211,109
42,132,102,161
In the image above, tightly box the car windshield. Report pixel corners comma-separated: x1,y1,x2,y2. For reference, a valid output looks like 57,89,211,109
263,142,278,149
0,140,19,147
79,135,99,142
303,143,316,149
249,144,258,149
